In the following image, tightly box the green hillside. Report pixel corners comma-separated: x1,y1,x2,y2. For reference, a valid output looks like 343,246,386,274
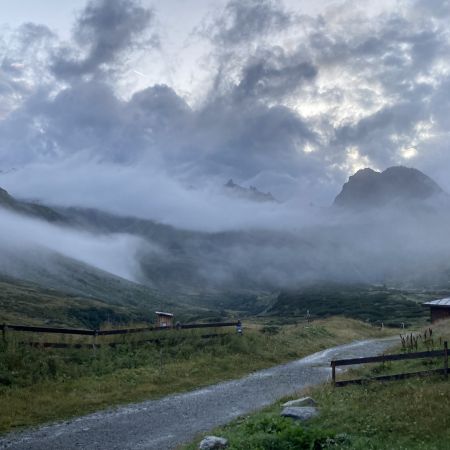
266,283,439,326
0,275,158,328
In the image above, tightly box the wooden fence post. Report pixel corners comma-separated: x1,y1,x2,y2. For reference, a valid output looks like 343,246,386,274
331,360,336,387
2,324,6,343
93,330,98,353
444,341,448,380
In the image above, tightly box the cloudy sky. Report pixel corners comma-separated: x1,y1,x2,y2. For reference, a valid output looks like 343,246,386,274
0,0,449,229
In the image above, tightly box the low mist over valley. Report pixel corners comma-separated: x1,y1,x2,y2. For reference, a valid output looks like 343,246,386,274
1,166,450,319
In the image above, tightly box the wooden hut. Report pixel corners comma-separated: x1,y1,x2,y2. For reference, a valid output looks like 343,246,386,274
423,298,450,323
155,311,174,328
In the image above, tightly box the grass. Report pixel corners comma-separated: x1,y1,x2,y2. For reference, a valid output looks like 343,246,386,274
0,277,152,328
183,319,450,450
267,283,439,327
0,317,390,435
309,377,450,449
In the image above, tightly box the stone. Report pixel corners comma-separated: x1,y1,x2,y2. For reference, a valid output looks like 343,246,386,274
281,406,319,421
199,435,228,449
282,396,317,407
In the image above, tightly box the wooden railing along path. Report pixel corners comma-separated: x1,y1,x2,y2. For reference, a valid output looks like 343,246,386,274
331,341,449,387
1,321,241,349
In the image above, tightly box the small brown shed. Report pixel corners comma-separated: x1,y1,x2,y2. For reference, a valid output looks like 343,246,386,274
423,298,450,323
155,311,174,328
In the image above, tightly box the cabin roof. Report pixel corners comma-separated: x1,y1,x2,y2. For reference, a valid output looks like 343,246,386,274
155,311,174,317
423,298,450,308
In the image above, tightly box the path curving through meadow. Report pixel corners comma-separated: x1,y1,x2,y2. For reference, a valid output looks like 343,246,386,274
0,337,397,450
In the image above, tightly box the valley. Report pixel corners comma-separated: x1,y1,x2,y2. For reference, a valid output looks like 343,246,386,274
1,165,450,448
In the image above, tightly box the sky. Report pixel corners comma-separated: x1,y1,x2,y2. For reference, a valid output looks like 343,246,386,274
0,0,450,230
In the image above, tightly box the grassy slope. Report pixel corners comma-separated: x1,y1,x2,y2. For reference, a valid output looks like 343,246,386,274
266,283,438,326
0,317,390,435
184,319,450,450
0,273,218,328
0,277,159,328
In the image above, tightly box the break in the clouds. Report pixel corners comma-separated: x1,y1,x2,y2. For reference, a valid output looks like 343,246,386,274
1,0,450,228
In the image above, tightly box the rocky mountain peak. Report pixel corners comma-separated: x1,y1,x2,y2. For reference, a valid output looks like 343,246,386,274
334,166,444,209
224,179,277,203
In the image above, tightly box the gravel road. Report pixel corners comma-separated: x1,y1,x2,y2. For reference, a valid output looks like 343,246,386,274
0,337,397,450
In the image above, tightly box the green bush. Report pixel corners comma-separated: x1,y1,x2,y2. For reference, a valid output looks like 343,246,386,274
225,414,340,450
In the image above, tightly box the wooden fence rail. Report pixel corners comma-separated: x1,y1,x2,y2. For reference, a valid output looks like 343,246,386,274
21,333,223,349
331,341,448,387
1,321,241,346
1,324,94,336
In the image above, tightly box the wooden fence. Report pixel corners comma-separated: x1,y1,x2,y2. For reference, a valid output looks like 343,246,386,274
1,321,241,349
331,341,448,387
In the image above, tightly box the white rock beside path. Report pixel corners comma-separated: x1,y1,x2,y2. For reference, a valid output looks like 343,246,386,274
199,435,229,449
281,406,319,421
282,396,317,407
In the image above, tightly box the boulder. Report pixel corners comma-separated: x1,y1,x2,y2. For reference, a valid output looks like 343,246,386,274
282,396,317,407
281,406,319,421
199,435,228,449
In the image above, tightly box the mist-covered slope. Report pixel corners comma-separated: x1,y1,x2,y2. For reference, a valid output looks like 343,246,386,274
0,186,66,223
1,165,450,319
54,165,450,292
0,201,184,321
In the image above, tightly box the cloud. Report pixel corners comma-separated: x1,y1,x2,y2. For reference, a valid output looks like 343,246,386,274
1,0,450,228
232,47,317,102
413,0,450,18
0,23,55,118
205,0,293,46
51,0,157,80
0,159,324,232
1,0,450,291
0,206,144,281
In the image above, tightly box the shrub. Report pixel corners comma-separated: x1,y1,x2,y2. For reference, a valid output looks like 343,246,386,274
227,414,339,449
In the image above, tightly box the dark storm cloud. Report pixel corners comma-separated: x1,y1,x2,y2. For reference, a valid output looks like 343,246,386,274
189,98,318,180
51,0,156,80
1,3,320,184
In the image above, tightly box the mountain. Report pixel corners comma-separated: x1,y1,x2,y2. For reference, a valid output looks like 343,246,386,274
0,189,212,325
334,166,445,209
0,186,66,222
1,164,450,326
224,179,277,203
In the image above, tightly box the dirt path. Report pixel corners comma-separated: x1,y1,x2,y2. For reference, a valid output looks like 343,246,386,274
0,337,397,450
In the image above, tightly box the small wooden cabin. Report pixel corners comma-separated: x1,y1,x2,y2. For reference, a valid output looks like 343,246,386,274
155,311,174,328
423,299,450,323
